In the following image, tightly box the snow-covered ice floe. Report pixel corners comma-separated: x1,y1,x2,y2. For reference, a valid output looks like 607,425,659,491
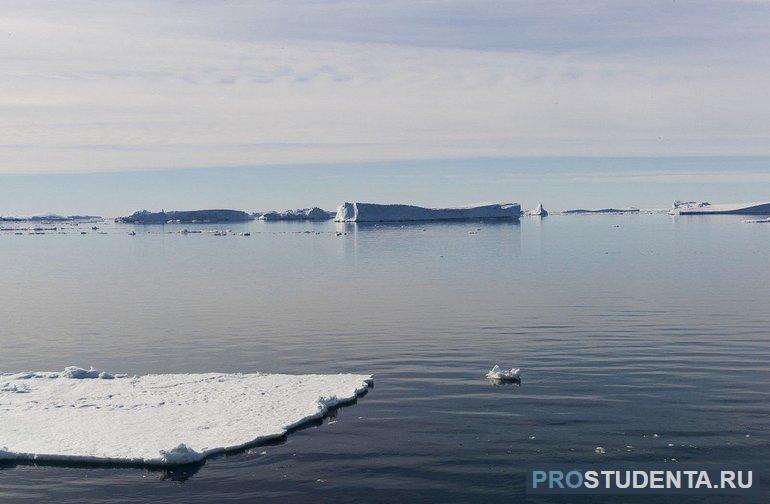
669,201,770,215
334,202,521,222
0,366,372,466
743,217,770,223
486,365,520,382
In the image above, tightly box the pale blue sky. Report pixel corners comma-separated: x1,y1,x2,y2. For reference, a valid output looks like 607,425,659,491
3,157,770,216
1,1,769,214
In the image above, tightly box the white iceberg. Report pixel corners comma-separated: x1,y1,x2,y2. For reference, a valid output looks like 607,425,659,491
528,203,548,216
669,201,770,215
485,365,520,381
0,367,372,466
334,202,521,222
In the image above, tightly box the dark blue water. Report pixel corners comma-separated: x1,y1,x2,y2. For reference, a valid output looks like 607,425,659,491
1,214,769,502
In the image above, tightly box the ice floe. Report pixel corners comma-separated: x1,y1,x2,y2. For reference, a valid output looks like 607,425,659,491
0,367,372,466
334,202,521,222
486,365,520,382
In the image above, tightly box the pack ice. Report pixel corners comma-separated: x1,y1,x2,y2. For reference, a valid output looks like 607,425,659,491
0,367,372,466
334,202,521,222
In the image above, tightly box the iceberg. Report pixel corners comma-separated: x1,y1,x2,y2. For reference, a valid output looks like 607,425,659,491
563,208,640,214
334,202,521,222
669,201,770,215
528,203,548,216
116,209,253,224
258,207,334,221
0,367,372,466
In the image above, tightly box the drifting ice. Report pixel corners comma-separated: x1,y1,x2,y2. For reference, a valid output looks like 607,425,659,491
528,203,548,216
486,365,520,381
334,202,521,222
0,367,372,466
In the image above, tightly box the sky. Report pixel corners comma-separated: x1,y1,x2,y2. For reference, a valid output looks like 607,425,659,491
2,1,770,214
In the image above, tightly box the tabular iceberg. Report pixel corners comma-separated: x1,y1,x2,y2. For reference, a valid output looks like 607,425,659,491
0,367,372,466
334,202,521,222
563,208,640,214
116,209,253,224
669,201,770,215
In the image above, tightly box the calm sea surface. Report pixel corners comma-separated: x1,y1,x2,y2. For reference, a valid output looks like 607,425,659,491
1,214,769,503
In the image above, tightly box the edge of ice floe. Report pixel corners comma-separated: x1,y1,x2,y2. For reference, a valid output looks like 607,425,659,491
0,371,373,467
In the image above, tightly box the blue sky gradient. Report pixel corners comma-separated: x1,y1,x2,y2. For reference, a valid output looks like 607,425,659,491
3,157,770,216
1,1,769,213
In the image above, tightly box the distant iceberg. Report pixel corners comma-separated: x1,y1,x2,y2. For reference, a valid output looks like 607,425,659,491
528,203,548,216
116,209,253,224
563,208,640,214
669,201,770,215
334,202,521,222
0,367,372,466
258,207,334,221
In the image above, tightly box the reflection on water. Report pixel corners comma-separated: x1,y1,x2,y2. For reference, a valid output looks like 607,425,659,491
0,214,768,503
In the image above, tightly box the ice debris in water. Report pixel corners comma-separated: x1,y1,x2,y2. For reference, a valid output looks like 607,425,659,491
159,444,203,465
60,366,123,379
486,365,520,381
595,446,606,454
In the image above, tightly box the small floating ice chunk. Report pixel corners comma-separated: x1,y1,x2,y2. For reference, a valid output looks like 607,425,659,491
486,365,520,381
158,444,203,465
595,446,606,454
61,366,101,379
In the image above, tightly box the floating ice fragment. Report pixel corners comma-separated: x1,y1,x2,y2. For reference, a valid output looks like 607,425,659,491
486,365,520,382
595,447,605,454
61,366,101,379
528,203,548,216
159,444,203,465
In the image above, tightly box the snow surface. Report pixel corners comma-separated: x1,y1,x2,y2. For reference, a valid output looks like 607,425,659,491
669,201,770,215
485,365,520,381
0,367,372,466
334,202,521,222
